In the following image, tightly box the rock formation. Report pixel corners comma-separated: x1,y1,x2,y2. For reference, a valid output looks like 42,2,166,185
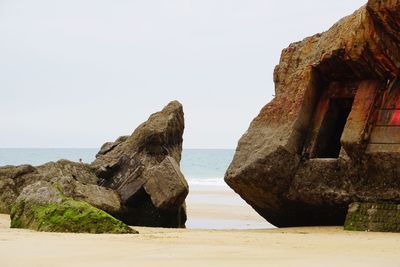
0,101,188,231
10,180,136,234
91,100,188,228
225,0,400,227
0,160,102,214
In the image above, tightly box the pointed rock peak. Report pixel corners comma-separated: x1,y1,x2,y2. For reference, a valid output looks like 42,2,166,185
91,101,188,228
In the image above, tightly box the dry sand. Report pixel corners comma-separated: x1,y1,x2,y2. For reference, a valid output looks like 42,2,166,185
1,186,399,267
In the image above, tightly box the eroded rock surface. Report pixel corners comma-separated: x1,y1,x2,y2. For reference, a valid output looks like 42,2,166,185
0,160,99,214
225,1,400,227
11,180,136,234
91,101,188,228
0,101,188,229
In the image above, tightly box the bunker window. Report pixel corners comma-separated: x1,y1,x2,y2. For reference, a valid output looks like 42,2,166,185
313,98,354,158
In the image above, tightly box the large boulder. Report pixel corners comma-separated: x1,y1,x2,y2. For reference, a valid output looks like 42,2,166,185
225,0,400,227
0,101,188,229
10,180,136,234
0,165,38,214
91,101,188,228
0,160,99,214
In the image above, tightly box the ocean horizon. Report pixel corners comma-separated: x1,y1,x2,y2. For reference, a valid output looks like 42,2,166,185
0,148,234,187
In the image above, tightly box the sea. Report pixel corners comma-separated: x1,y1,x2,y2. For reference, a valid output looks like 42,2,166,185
0,148,234,186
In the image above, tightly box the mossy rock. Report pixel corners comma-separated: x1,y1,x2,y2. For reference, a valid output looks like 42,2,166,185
11,198,137,234
9,179,136,234
344,202,400,233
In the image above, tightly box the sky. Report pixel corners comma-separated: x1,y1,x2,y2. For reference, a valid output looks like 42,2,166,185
0,0,366,148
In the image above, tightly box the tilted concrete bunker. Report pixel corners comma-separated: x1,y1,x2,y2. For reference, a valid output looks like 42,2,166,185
225,0,400,227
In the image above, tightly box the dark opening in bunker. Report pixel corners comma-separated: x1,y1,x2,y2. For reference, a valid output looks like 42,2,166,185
313,98,354,158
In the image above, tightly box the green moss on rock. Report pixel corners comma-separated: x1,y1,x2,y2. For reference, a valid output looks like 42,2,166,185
10,198,137,234
344,202,400,233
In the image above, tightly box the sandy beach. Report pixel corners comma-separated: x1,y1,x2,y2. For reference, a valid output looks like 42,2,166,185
185,184,272,229
1,186,399,267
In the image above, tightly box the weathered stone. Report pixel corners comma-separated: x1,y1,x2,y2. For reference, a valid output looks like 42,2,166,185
143,156,188,210
0,178,17,214
91,101,188,228
344,202,400,233
0,101,187,229
0,160,101,214
96,136,129,157
37,160,98,185
10,180,136,234
225,0,400,227
92,101,185,179
0,165,42,214
55,176,121,215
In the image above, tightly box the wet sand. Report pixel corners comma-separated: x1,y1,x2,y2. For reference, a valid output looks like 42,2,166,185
186,184,273,229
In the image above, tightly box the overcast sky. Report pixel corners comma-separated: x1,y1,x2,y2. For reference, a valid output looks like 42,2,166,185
0,0,366,148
